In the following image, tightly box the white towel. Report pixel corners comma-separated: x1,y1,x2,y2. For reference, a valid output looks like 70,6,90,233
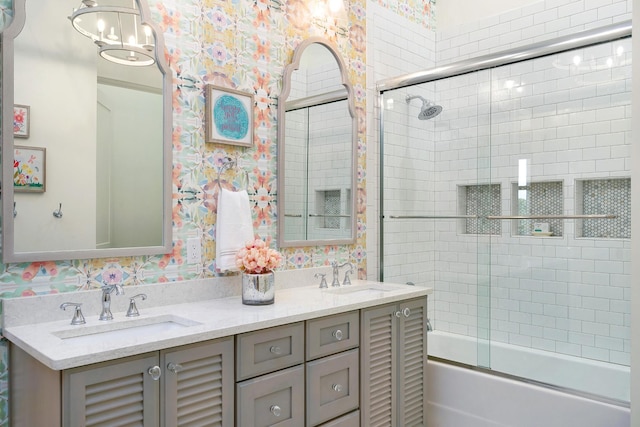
216,188,254,272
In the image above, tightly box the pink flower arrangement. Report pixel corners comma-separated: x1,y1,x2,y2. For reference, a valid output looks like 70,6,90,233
236,238,283,275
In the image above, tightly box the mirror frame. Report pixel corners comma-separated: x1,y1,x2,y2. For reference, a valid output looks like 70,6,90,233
1,0,173,263
277,37,358,248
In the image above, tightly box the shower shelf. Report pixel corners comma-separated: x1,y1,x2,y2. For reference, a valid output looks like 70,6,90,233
388,215,477,219
486,214,616,220
387,214,616,220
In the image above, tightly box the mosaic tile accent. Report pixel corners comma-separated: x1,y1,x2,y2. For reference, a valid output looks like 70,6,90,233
581,178,631,239
515,181,563,237
322,190,341,229
464,184,501,235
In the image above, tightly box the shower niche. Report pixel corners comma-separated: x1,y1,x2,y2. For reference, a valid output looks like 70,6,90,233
511,181,564,237
576,178,630,239
458,184,501,235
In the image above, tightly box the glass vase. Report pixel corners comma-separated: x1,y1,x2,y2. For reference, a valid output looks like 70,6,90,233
242,271,275,305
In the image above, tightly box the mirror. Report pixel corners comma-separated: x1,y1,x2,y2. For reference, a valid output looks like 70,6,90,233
277,38,357,247
1,0,172,262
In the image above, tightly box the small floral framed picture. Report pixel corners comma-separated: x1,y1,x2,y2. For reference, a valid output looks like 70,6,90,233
14,146,46,193
205,85,254,147
13,104,30,138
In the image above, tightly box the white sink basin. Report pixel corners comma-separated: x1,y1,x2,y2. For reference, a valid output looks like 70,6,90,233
324,284,398,295
52,314,201,345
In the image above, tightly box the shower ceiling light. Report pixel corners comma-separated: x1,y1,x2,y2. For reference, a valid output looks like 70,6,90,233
69,0,155,67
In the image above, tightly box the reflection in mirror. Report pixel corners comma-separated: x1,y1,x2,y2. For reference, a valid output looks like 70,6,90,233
1,0,172,262
277,38,357,248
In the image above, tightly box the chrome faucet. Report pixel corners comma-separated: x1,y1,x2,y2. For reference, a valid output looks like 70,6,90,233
99,283,124,321
342,263,354,285
330,260,355,287
330,261,341,287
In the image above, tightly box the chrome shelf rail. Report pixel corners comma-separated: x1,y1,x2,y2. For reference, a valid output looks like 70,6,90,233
387,214,616,220
485,214,617,220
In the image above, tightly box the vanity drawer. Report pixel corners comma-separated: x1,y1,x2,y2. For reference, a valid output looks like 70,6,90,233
236,322,304,381
306,311,359,360
306,349,359,427
236,365,304,427
318,410,360,427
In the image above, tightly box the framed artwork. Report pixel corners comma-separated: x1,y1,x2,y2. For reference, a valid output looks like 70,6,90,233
13,104,30,138
205,85,254,146
14,146,46,193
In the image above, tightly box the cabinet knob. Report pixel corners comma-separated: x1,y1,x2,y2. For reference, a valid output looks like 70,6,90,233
270,405,282,417
270,346,282,355
148,365,162,381
332,329,344,341
332,383,343,392
167,362,183,373
402,307,411,317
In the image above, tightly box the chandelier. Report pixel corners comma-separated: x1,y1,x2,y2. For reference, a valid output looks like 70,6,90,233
69,0,155,67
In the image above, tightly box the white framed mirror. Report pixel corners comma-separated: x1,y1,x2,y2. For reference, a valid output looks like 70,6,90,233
1,0,172,263
277,37,357,248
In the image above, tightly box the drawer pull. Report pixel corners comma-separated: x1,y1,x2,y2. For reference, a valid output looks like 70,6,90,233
270,405,282,417
167,362,183,374
332,329,344,341
332,383,343,392
148,366,162,381
270,346,282,355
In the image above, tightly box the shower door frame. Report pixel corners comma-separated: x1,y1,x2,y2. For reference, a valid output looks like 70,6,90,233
377,20,632,405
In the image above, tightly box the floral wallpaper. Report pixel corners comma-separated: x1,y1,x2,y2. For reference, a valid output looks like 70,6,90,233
0,0,435,423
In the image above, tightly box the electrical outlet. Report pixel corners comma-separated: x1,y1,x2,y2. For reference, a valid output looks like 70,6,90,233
186,237,201,264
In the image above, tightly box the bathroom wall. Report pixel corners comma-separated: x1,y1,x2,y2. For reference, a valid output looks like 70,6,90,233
365,1,437,282
0,0,437,423
437,0,536,30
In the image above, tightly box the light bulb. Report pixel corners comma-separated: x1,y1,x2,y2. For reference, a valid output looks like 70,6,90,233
328,0,343,13
129,35,136,46
107,26,118,41
97,19,105,33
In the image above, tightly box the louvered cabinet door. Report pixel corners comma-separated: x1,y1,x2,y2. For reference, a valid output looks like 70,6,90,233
397,298,427,427
161,337,234,427
360,303,397,427
63,352,160,427
361,297,428,427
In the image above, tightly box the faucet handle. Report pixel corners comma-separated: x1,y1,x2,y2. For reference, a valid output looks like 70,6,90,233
126,294,147,317
343,269,352,286
315,273,328,289
60,302,86,325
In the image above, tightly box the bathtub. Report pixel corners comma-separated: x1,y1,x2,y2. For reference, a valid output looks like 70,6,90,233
427,331,630,427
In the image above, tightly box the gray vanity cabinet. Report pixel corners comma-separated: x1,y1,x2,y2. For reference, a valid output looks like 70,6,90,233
235,322,306,426
63,352,161,426
360,297,428,427
160,339,235,425
10,337,235,427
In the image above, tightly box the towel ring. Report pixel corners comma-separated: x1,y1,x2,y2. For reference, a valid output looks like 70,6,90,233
217,156,249,191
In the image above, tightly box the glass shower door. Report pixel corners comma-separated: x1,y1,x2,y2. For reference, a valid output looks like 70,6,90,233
380,69,493,368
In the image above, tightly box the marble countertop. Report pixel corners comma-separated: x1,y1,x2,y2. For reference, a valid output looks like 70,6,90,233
3,278,431,371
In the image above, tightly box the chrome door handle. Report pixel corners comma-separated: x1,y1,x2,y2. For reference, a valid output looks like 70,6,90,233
167,362,183,373
148,365,162,381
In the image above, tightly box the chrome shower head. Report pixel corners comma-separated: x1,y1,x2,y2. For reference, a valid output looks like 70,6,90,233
406,94,443,120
